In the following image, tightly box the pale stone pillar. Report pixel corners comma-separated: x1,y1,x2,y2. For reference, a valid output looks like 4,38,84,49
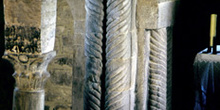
2,0,57,110
136,0,178,110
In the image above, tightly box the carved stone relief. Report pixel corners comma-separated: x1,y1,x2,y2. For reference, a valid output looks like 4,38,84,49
84,0,137,109
5,25,41,54
105,0,134,109
3,0,57,109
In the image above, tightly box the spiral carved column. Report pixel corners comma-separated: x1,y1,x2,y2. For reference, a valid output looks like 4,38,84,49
105,0,136,109
84,0,104,110
148,28,167,110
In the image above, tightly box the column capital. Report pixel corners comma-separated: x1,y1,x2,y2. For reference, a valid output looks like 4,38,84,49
3,51,56,91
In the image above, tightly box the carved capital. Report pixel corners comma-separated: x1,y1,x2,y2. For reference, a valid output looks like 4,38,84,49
2,51,56,91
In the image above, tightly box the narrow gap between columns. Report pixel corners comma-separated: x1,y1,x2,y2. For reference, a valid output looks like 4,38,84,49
101,0,107,109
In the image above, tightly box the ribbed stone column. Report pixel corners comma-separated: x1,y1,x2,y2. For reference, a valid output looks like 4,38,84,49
136,0,178,110
2,0,57,110
84,0,104,109
105,0,137,109
148,28,167,110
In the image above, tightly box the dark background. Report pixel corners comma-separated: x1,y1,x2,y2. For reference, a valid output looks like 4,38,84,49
0,0,220,110
173,0,220,110
0,0,15,110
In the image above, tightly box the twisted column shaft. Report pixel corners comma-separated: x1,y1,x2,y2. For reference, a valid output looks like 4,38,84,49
105,0,133,109
84,0,104,109
148,28,167,110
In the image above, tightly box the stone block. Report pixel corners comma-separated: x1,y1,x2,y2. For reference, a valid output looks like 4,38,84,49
137,0,179,29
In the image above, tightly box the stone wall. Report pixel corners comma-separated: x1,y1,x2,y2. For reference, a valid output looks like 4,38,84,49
45,0,74,110
66,0,86,109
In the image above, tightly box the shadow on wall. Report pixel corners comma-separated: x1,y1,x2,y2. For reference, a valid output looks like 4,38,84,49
0,1,15,110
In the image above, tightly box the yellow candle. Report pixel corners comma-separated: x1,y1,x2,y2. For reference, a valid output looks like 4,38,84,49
210,14,217,46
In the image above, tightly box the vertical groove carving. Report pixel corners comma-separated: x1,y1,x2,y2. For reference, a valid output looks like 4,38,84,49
84,0,104,109
148,28,167,110
105,0,132,109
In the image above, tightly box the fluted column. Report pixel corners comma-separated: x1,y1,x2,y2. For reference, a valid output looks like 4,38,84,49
84,0,104,109
105,0,137,109
2,0,57,110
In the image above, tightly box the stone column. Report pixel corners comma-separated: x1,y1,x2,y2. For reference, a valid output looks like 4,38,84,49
84,0,104,110
2,0,57,110
105,0,137,109
136,0,178,110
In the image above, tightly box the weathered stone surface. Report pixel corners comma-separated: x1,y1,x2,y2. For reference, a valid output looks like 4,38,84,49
4,0,57,54
137,0,179,29
4,0,41,27
3,0,57,110
44,0,74,109
2,51,56,110
4,0,41,54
